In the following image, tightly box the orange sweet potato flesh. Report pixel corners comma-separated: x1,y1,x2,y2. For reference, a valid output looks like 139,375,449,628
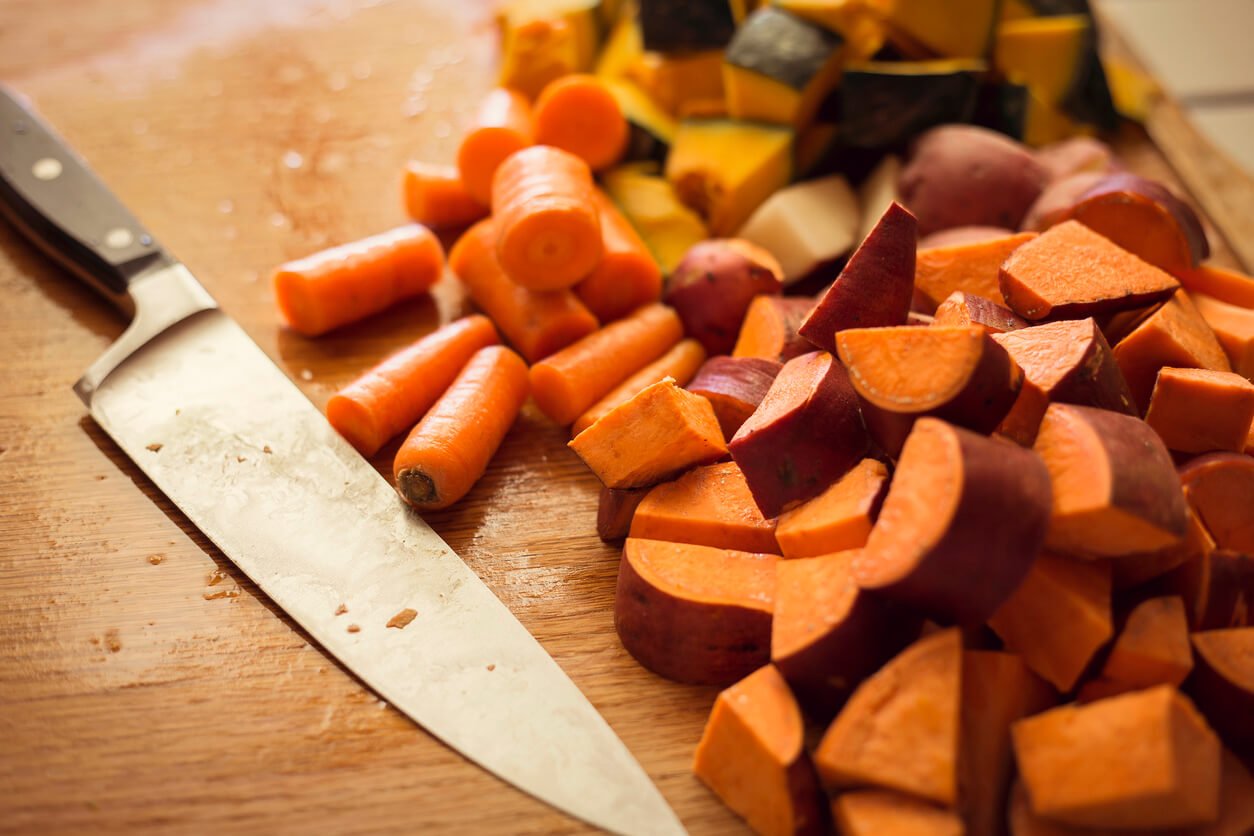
913,232,1037,311
932,291,1029,334
693,665,827,836
774,458,888,558
1190,291,1254,379
616,538,776,685
1096,596,1193,697
1178,452,1254,553
1178,263,1254,310
771,551,921,720
988,553,1112,692
1188,628,1254,758
1011,685,1221,829
999,220,1180,321
733,296,817,363
1110,505,1213,590
597,485,649,541
815,628,962,805
630,462,779,554
856,418,1051,625
831,790,963,836
1164,548,1254,632
1034,403,1188,557
568,378,726,489
686,356,783,441
1145,367,1254,454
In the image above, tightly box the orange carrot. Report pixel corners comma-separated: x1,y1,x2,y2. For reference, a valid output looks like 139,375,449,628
326,315,499,457
273,225,444,337
492,145,603,291
448,219,598,363
1144,367,1254,454
773,458,889,559
402,161,488,230
530,302,683,426
630,462,779,554
570,338,706,437
573,189,663,323
533,74,629,172
392,345,529,511
1177,263,1254,309
456,87,535,205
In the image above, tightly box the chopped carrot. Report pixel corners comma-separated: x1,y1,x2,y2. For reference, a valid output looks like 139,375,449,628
1178,452,1254,553
832,791,962,836
1191,291,1254,379
732,296,816,363
401,161,488,230
1177,262,1254,309
913,231,1037,311
448,219,598,363
533,74,629,172
492,145,603,291
273,225,444,337
456,87,534,205
392,345,529,511
1095,596,1193,693
571,338,706,437
931,291,1028,334
630,462,779,554
686,356,783,441
573,189,663,323
1189,629,1254,757
326,315,499,457
774,458,888,559
1145,367,1254,454
530,302,683,426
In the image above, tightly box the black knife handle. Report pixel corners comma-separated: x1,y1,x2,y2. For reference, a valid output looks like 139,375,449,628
0,85,172,300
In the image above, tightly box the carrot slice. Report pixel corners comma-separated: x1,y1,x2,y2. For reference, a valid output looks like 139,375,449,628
931,291,1028,334
573,189,663,323
456,87,534,205
273,225,444,337
774,459,889,559
533,74,629,171
630,462,779,554
1177,262,1254,309
913,231,1037,311
1145,367,1254,454
530,302,682,426
686,356,783,441
732,296,816,363
401,161,488,230
832,791,963,836
1191,291,1254,379
492,145,603,291
326,315,499,457
392,345,529,511
448,219,598,363
1189,629,1254,758
571,338,706,437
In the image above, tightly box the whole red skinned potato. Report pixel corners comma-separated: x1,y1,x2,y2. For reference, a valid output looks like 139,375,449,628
664,239,784,355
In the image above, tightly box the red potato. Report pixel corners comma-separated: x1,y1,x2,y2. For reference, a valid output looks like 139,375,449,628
733,296,818,364
686,356,783,441
596,485,650,541
664,239,784,355
855,418,1052,625
1164,548,1254,632
917,225,1014,249
1188,628,1254,757
1178,452,1254,552
1033,136,1116,183
932,291,1029,334
1020,170,1106,232
615,538,777,685
898,124,1048,235
729,352,869,519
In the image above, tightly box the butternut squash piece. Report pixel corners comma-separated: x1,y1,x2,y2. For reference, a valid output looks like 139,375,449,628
914,231,1037,311
630,461,779,553
774,459,888,559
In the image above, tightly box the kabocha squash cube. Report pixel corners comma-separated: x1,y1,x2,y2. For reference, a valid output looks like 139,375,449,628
773,0,887,59
638,0,737,53
882,0,999,59
838,60,984,148
723,8,845,128
497,0,602,98
626,49,726,117
601,78,676,165
994,15,1092,106
601,166,708,275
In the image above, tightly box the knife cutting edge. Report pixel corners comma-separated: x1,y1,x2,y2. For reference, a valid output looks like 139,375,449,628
0,85,685,836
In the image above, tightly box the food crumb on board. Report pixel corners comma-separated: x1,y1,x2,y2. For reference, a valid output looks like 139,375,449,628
335,603,348,616
145,443,163,452
147,554,164,565
486,664,496,672
263,445,272,454
236,455,247,463
104,629,121,653
387,608,418,629
347,624,361,633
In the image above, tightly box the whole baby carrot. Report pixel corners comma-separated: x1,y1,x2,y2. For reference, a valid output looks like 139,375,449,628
326,315,500,457
456,87,535,205
273,225,444,337
393,345,530,511
575,189,663,323
492,145,603,291
402,161,488,230
533,74,629,172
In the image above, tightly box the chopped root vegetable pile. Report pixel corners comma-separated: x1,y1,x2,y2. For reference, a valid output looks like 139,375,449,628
266,2,1254,833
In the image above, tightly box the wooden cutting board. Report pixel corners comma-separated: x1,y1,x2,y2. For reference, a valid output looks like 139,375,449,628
0,2,1248,833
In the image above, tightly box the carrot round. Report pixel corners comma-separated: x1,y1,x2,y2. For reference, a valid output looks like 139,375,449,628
574,189,663,323
402,161,488,230
392,345,529,511
492,145,603,291
273,225,444,337
456,87,535,205
533,74,629,172
570,337,706,437
326,315,500,457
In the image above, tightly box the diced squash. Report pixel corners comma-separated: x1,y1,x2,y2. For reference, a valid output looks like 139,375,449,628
993,15,1092,107
603,78,677,164
772,0,888,59
627,49,726,116
1105,56,1161,122
638,0,737,52
838,60,985,148
498,0,602,99
602,165,708,274
735,175,858,284
882,0,999,59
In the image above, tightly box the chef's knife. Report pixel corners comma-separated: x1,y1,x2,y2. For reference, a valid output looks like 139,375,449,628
0,86,684,836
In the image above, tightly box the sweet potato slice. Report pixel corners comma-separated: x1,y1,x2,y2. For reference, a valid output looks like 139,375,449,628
597,485,649,541
772,551,921,719
693,665,827,836
1112,290,1231,412
999,220,1180,321
959,651,1055,836
630,462,779,554
1012,686,1221,829
733,296,817,363
815,629,962,805
1110,506,1214,590
1191,291,1254,379
988,553,1113,692
1145,367,1254,454
569,378,727,489
774,459,888,559
1093,596,1193,697
1165,549,1254,632
1178,263,1254,310
1034,403,1188,557
831,791,963,836
1188,628,1254,757
797,202,916,354
992,317,1135,445
615,538,777,685
1178,452,1254,552
855,419,1051,624
913,232,1037,311
686,356,783,441
729,352,869,518
932,291,1029,334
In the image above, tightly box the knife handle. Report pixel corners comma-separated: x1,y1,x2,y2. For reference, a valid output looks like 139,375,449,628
0,85,172,304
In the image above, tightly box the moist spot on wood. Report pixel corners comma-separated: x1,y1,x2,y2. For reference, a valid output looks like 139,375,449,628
386,608,417,629
145,443,163,452
104,629,121,653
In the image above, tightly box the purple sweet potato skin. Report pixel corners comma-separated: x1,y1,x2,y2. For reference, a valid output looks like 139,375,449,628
1164,549,1254,631
933,292,1029,334
597,485,650,541
918,225,1015,249
665,239,784,355
1021,171,1106,232
687,356,784,439
1034,136,1116,183
1075,172,1210,265
1186,630,1254,756
730,352,869,518
798,202,917,354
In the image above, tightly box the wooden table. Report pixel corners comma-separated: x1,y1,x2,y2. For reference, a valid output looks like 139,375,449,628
0,2,1249,833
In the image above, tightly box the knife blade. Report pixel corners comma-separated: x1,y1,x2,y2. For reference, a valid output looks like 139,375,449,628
0,86,684,836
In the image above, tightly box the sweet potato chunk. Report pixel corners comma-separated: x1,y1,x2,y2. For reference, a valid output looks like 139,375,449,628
815,629,962,805
1034,403,1188,557
630,462,779,554
596,486,649,541
1110,506,1214,590
856,419,1051,624
733,296,817,363
1191,291,1254,379
693,665,826,836
931,291,1029,334
774,459,888,559
1145,367,1254,454
615,538,777,685
1178,263,1254,309
1165,548,1254,631
1011,686,1221,829
686,356,783,441
1178,452,1254,552
999,220,1179,321
831,790,963,836
1188,628,1254,757
1090,596,1193,698
913,232,1037,311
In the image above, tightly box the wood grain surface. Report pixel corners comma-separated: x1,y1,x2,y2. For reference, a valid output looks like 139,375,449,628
0,2,1250,834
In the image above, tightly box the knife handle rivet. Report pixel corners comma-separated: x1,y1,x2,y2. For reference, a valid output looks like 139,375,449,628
104,227,134,249
31,157,62,180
